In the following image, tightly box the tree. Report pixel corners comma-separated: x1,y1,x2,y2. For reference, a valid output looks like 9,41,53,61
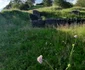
4,1,13,9
76,0,85,7
10,0,22,4
19,2,29,10
54,0,73,8
43,0,52,6
26,0,35,7
54,0,61,6
9,0,24,8
6,0,35,9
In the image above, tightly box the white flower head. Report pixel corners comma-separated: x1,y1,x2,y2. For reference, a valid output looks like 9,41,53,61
37,55,43,64
74,35,77,38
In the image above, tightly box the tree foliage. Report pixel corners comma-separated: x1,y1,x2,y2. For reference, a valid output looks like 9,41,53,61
26,0,35,7
76,0,85,7
54,0,73,8
19,2,29,10
5,0,73,9
8,0,35,9
43,0,52,6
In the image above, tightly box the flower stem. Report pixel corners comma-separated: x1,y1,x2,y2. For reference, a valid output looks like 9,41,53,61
44,60,54,70
65,43,75,70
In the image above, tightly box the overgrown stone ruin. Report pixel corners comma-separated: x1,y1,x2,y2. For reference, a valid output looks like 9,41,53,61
70,10,80,15
33,10,41,19
30,10,85,28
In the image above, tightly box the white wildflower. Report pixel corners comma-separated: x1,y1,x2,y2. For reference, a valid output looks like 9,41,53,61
74,35,77,38
37,55,43,64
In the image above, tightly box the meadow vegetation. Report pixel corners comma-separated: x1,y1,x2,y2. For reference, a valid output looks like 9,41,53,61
0,9,85,70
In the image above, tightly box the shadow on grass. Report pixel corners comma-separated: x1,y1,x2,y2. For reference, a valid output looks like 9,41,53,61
2,10,29,20
0,9,31,33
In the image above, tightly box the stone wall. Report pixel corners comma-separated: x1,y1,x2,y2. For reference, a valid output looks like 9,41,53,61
29,10,85,28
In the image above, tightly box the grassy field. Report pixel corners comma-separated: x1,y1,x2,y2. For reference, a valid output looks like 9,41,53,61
0,9,85,70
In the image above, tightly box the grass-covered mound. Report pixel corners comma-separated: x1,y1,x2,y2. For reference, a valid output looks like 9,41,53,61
0,10,85,70
28,6,85,19
0,10,30,25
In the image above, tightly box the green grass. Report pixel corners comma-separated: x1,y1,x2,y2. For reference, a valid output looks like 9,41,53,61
0,9,85,70
28,5,44,10
28,6,85,19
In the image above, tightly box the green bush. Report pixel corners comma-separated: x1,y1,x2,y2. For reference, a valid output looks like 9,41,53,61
54,0,73,8
19,3,29,10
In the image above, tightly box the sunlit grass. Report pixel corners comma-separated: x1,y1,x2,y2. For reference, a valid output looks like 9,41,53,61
28,6,85,18
58,24,85,37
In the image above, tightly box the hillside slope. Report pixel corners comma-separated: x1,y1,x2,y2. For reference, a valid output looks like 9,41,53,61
0,10,30,25
0,10,85,70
